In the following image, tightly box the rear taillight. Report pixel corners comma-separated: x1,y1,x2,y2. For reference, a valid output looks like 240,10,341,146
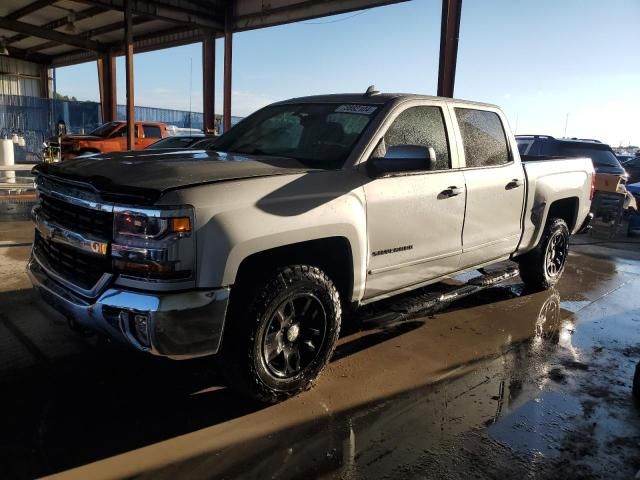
590,173,596,200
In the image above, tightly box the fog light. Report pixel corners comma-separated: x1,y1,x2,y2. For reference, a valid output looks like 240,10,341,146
133,314,151,348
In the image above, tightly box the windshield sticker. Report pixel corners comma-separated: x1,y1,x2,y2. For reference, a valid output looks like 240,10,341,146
335,104,378,115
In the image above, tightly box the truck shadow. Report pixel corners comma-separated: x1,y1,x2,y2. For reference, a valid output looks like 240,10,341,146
0,282,558,479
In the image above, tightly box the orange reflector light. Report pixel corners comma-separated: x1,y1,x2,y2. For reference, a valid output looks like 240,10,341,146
170,217,191,233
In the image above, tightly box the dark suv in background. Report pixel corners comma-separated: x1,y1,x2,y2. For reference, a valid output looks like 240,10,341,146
620,156,640,185
516,135,627,182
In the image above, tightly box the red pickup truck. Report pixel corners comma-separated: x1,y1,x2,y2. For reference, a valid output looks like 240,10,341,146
54,121,170,160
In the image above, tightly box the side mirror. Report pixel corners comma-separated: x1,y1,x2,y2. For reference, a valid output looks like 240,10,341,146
368,145,437,177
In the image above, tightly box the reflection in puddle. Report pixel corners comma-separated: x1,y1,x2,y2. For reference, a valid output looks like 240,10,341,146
165,287,581,480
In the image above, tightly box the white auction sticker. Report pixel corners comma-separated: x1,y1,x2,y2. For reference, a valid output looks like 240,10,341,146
335,104,378,115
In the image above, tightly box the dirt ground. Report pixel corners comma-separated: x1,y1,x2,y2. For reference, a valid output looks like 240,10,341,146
0,219,639,480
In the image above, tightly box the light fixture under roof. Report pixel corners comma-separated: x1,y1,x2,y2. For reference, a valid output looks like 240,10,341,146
65,11,77,33
0,38,8,56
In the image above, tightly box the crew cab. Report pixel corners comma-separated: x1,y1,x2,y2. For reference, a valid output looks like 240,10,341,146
28,91,594,402
51,121,170,160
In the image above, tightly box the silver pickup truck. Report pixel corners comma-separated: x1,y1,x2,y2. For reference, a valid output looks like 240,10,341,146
28,91,594,402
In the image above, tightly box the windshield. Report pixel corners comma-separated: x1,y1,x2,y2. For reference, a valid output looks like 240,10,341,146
89,122,122,138
146,136,203,149
209,103,379,168
556,145,622,168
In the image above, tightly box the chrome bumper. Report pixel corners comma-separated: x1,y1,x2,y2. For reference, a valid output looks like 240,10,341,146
27,256,230,360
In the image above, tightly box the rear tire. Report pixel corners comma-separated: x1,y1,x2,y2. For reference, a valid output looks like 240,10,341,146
517,218,570,290
221,265,341,403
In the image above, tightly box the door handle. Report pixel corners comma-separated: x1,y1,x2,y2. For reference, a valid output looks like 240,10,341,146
439,186,463,198
506,178,523,189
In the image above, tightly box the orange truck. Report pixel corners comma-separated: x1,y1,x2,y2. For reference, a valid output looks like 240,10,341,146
53,121,170,160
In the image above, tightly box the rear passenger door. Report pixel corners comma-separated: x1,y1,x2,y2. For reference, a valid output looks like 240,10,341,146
450,106,525,267
139,124,163,149
363,102,466,299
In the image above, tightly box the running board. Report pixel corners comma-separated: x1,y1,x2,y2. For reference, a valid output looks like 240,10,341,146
360,266,521,322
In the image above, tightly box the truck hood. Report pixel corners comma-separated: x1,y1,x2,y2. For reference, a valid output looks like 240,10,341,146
33,149,317,204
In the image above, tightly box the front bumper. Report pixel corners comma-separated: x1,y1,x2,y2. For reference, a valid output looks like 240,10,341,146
27,256,229,360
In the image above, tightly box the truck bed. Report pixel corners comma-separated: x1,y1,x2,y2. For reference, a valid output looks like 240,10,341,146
517,157,594,255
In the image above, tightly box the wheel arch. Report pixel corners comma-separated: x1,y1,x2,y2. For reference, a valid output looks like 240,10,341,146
233,237,355,305
546,197,579,231
77,147,101,155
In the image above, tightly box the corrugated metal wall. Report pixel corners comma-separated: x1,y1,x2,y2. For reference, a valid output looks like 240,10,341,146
0,57,41,97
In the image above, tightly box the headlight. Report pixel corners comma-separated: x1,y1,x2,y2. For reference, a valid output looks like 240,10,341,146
114,211,190,239
112,207,195,281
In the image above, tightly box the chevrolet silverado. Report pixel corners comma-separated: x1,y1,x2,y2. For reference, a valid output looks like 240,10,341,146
28,91,595,402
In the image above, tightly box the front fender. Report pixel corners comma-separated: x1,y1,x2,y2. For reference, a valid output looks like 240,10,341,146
159,170,370,303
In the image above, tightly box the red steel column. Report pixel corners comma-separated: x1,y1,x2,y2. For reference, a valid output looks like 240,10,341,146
124,0,135,150
202,36,216,133
223,6,233,132
97,51,117,122
437,0,462,98
39,64,50,98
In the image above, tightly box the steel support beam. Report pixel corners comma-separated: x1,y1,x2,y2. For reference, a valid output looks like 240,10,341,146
77,0,224,30
223,7,233,132
0,17,103,52
28,17,153,53
202,36,216,133
234,0,408,31
6,0,55,20
97,52,117,122
39,64,50,98
437,0,462,98
6,6,107,46
5,46,51,64
124,0,135,150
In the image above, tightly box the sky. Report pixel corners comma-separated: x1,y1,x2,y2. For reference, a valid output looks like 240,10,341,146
55,0,640,146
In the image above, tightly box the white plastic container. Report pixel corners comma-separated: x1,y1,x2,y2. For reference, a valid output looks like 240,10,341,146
0,138,16,183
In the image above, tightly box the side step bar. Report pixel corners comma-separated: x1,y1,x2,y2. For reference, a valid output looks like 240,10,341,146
360,266,520,322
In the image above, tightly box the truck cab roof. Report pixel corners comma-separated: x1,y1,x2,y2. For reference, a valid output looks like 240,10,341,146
274,92,499,110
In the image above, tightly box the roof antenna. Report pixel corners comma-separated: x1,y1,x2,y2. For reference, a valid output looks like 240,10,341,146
364,85,380,97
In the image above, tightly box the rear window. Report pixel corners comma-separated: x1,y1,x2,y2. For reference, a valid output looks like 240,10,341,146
556,145,622,168
455,108,510,167
143,125,162,138
516,139,534,155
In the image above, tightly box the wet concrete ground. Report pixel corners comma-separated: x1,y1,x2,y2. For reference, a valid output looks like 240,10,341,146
0,220,639,480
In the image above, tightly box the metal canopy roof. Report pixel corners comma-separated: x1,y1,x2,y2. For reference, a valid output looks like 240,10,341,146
0,0,408,67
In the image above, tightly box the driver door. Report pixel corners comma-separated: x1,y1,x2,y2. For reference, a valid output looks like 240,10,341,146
363,103,465,299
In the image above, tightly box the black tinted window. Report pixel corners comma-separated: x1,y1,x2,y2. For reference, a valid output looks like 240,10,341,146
516,139,533,155
455,108,510,167
143,125,162,138
384,106,450,170
213,103,378,168
114,126,139,137
147,137,201,149
556,145,621,168
90,122,121,137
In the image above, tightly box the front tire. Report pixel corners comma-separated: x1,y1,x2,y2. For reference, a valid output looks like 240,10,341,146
517,218,570,290
222,265,341,403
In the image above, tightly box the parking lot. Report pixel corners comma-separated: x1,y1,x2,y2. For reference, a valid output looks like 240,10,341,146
1,219,639,479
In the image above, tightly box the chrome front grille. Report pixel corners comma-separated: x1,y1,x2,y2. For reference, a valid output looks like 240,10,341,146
33,176,115,296
39,192,113,239
33,230,112,292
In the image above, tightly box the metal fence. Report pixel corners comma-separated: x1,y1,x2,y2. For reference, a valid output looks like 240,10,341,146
0,94,241,161
118,105,205,130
